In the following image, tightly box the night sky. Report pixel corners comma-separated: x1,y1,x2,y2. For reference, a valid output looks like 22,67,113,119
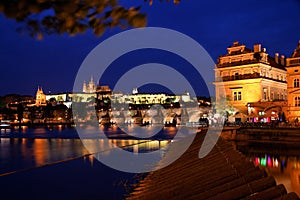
0,0,300,96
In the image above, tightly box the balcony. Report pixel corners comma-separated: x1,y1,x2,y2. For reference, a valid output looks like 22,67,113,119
216,72,286,83
217,59,261,68
287,58,300,66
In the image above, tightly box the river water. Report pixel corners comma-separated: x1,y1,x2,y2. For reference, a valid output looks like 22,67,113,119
0,126,299,199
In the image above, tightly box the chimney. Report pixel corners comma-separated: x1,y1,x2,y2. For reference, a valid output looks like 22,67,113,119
275,53,279,64
280,55,285,66
253,44,261,53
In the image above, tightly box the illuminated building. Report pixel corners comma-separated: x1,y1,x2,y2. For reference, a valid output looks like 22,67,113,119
110,90,194,105
35,86,46,106
286,41,300,122
83,76,96,93
214,41,287,115
45,93,73,108
96,85,112,100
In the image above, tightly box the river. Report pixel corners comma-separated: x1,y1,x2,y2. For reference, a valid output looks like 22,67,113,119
0,125,299,199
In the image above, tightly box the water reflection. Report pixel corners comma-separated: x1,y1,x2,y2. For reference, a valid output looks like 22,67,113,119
0,126,173,176
236,142,300,196
0,138,88,174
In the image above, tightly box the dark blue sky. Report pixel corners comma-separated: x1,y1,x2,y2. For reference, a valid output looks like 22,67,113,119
0,0,300,96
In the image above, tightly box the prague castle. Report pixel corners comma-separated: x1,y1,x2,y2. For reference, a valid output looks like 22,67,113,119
29,41,300,124
214,41,300,123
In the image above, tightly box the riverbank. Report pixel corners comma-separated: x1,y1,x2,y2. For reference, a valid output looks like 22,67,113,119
220,126,300,143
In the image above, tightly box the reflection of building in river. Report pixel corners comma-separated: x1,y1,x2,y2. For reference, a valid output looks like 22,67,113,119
250,155,300,196
236,141,300,196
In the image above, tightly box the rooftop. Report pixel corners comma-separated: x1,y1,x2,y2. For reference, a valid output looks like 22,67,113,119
217,41,286,71
291,40,300,58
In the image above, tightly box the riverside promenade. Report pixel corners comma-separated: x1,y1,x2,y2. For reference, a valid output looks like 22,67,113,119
126,131,299,200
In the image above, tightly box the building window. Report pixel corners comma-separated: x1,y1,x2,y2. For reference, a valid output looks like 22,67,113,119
233,91,242,101
233,92,237,101
295,97,300,107
234,72,239,80
263,88,268,100
294,79,300,88
263,91,267,100
271,92,274,100
238,92,242,100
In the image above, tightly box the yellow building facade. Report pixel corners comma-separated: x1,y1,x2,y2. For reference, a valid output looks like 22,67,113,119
214,41,287,114
286,41,300,122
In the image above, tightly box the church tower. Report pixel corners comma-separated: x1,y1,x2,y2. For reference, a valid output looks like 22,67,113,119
83,80,87,93
83,77,96,93
88,76,96,93
36,86,46,106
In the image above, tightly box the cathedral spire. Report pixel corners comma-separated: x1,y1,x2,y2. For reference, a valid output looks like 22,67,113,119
36,86,46,106
83,80,87,93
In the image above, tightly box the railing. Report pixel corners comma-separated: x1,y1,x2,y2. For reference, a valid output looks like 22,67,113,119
217,59,262,68
287,58,300,66
215,72,286,83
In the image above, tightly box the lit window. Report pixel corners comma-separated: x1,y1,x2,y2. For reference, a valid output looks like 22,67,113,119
233,92,237,101
294,79,300,88
233,91,242,101
238,92,242,100
295,97,300,107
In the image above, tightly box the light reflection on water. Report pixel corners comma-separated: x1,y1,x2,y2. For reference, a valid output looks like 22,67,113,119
0,138,87,174
5,126,299,196
0,126,172,175
235,142,300,196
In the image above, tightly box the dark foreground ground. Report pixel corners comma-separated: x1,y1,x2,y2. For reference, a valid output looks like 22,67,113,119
127,132,299,200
